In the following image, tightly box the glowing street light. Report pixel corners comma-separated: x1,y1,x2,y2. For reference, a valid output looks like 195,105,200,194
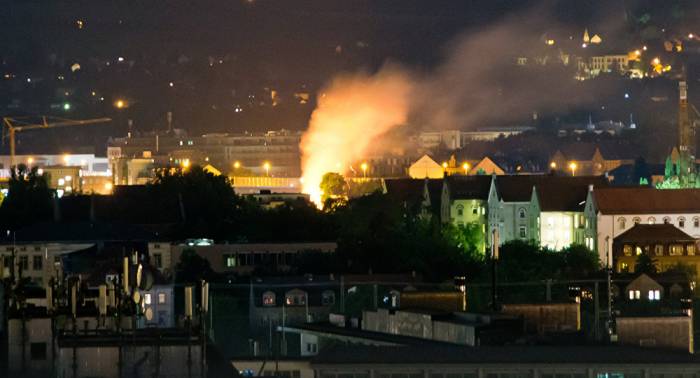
181,158,190,170
27,157,34,165
569,162,577,176
462,162,470,175
114,99,126,109
104,182,113,192
263,161,271,176
550,162,557,169
63,154,71,165
233,161,241,169
360,162,368,178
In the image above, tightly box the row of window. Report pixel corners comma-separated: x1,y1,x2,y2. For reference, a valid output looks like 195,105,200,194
2,255,46,271
619,216,700,229
261,289,335,307
455,205,485,217
622,244,696,257
628,289,661,301
225,252,300,268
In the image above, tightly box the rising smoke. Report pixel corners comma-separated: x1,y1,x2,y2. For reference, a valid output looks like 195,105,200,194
301,6,624,205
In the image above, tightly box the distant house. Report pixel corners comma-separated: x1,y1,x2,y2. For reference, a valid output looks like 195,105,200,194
550,146,634,176
408,155,443,179
585,187,700,265
468,156,505,175
613,223,700,274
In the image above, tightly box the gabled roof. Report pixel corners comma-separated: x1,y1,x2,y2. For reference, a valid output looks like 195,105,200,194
615,223,696,243
495,175,607,205
384,179,431,209
445,175,491,200
593,188,700,214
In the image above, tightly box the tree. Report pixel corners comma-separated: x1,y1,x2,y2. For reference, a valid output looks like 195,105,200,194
320,172,347,203
560,244,600,278
632,157,651,187
0,165,53,230
635,253,657,275
175,248,217,283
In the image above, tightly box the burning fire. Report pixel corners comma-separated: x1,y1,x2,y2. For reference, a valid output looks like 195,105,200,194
300,68,413,207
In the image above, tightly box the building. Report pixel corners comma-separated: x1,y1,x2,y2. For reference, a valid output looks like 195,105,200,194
244,190,311,209
440,176,491,251
170,242,337,276
585,187,700,265
408,155,444,179
383,178,441,219
550,146,634,176
415,127,534,151
613,224,700,273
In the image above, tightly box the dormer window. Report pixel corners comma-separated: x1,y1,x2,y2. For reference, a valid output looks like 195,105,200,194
262,291,276,306
285,289,307,306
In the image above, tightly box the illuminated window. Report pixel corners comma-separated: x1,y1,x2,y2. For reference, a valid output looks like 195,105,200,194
648,217,656,225
633,217,641,224
634,290,640,299
654,245,664,256
635,246,642,255
648,290,660,301
285,289,307,306
670,244,684,256
262,291,276,306
518,208,526,219
688,244,696,256
621,262,629,272
623,245,633,256
663,217,671,224
158,293,166,304
224,254,237,268
144,293,152,305
618,217,626,229
679,217,686,228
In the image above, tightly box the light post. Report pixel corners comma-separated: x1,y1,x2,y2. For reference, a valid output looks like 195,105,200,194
462,163,470,175
263,162,271,177
569,162,577,176
361,162,368,178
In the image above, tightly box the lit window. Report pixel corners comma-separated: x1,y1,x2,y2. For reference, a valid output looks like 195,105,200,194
225,254,237,268
654,245,664,256
654,290,661,300
262,291,276,306
629,290,634,300
144,293,152,305
670,244,684,256
285,289,307,306
634,290,640,299
648,217,656,225
635,246,642,255
688,244,696,256
623,245,633,256
158,293,166,304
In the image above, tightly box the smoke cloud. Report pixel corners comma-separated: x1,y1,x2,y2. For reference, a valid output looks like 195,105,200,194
301,5,625,205
300,66,414,205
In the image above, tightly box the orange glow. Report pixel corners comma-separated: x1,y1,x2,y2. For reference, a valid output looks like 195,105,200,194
300,69,412,207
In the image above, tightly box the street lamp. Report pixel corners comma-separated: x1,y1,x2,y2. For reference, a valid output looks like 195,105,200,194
360,162,368,178
263,162,271,176
233,161,241,169
181,159,190,170
462,163,470,175
569,162,577,176
550,162,557,169
63,154,71,165
27,157,34,166
114,99,127,109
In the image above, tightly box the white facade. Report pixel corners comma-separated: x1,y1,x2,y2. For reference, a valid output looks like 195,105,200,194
0,243,94,286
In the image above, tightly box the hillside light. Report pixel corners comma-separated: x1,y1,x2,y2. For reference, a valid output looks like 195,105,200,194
27,157,34,165
115,99,126,109
63,102,71,111
181,159,190,169
569,162,577,176
263,161,271,176
233,161,241,169
462,163,470,174
361,162,368,177
550,162,557,169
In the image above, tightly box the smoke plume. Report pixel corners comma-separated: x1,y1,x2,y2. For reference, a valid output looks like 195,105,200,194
300,66,414,205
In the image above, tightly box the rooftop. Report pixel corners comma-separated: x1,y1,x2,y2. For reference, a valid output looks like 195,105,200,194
593,188,700,214
615,223,697,243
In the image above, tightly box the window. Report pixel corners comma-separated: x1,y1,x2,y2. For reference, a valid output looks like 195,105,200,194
153,253,162,268
32,255,42,271
633,217,641,224
519,208,526,219
654,244,664,256
629,290,640,300
519,226,527,238
679,217,686,228
456,205,463,217
623,245,633,256
648,290,661,301
647,217,656,225
689,244,696,256
670,244,684,256
635,246,642,256
158,293,166,304
224,254,236,268
695,217,700,228
472,207,478,215
144,293,152,305
30,342,46,360
262,291,276,306
322,290,335,306
19,256,28,270
621,262,629,272
153,244,161,249
618,217,626,229
663,217,671,224
285,289,307,306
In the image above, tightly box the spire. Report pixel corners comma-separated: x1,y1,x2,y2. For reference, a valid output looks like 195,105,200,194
583,28,590,43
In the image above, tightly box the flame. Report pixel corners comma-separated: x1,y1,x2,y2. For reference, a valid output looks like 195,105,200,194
300,68,413,207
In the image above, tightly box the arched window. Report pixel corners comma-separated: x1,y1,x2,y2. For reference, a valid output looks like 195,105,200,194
456,205,464,217
663,217,671,224
633,217,641,224
321,290,335,306
618,217,626,230
647,217,656,225
694,217,700,228
679,217,686,228
285,289,307,306
262,291,276,307
518,208,527,219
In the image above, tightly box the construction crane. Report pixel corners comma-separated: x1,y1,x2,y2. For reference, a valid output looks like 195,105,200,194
2,116,111,167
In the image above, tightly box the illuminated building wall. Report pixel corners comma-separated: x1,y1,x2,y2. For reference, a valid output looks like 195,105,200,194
540,212,575,250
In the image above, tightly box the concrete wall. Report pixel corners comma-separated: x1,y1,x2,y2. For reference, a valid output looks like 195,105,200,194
616,316,693,352
432,320,475,345
501,303,580,334
8,318,54,375
362,309,477,346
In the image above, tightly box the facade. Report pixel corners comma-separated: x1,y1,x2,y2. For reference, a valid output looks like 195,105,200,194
408,155,444,179
244,191,311,209
586,188,700,265
170,242,337,275
613,224,700,273
0,243,94,286
550,147,633,176
441,176,491,252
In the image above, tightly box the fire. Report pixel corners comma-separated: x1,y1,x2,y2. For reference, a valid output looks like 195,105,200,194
300,68,413,207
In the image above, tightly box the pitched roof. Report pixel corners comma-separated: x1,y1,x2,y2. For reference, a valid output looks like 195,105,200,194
594,188,700,214
445,175,492,200
615,223,697,243
495,175,607,205
384,178,427,205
